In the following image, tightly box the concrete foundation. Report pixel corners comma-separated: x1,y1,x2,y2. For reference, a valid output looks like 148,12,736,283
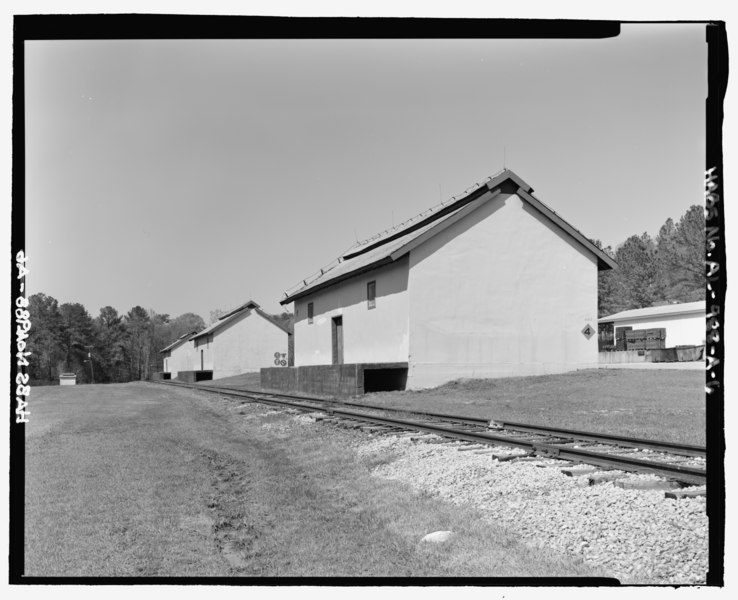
261,362,408,398
176,370,213,383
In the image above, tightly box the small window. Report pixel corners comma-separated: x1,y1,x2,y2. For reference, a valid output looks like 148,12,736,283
308,302,314,324
367,281,376,309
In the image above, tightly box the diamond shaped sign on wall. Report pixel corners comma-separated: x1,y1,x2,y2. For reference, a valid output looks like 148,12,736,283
581,324,595,340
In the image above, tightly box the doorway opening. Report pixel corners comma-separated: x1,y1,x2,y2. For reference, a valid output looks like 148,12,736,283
331,316,343,365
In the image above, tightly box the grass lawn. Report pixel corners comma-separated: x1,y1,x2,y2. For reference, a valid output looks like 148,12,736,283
24,382,610,579
355,369,706,446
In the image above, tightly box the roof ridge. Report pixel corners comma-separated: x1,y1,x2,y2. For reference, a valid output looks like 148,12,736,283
279,168,619,306
350,168,508,250
282,169,510,298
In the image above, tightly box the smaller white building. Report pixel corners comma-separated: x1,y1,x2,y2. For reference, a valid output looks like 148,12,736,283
190,300,291,380
59,373,76,386
160,331,198,379
599,301,705,348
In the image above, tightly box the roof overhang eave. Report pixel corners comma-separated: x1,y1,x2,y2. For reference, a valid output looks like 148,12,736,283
515,187,617,271
281,256,394,305
598,256,618,271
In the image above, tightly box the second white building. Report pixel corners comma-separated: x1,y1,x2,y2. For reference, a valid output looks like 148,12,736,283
190,300,291,380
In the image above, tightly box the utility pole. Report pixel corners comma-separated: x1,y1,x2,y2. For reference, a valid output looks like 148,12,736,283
86,346,95,384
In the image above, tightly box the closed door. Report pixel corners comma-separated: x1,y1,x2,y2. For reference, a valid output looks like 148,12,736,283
332,316,343,365
200,349,204,371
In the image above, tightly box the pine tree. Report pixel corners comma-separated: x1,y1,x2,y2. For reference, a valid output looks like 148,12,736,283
94,306,129,382
27,293,65,382
613,233,661,309
671,205,705,299
125,306,150,380
58,303,95,381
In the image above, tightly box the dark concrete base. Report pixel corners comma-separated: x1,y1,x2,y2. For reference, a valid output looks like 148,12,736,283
261,362,408,398
151,372,171,381
176,370,213,383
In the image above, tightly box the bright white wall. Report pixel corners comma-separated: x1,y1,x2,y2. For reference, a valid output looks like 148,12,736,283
168,341,196,377
406,191,600,389
293,257,410,366
211,312,289,379
612,313,705,347
193,336,213,371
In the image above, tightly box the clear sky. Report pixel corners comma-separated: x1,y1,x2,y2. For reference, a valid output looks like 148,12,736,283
24,23,707,322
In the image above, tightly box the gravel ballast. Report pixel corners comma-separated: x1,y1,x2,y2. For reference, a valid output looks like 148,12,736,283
347,428,708,584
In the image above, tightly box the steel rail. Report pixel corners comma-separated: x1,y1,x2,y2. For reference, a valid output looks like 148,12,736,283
340,401,705,457
489,421,706,458
154,380,705,485
158,380,705,458
314,405,706,485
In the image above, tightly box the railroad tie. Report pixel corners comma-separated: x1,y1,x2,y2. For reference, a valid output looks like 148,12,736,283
615,479,687,491
410,434,438,442
664,489,706,500
493,452,532,462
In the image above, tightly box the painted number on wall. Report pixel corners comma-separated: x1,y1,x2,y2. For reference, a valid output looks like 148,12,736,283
274,352,287,367
581,324,595,340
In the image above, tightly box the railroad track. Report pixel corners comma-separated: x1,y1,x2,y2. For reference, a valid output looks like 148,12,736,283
154,379,706,486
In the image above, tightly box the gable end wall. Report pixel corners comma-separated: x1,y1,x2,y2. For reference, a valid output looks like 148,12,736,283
406,191,599,388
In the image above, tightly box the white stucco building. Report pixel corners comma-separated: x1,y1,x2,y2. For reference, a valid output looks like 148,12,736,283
160,331,198,379
190,300,291,380
281,168,616,390
598,301,706,348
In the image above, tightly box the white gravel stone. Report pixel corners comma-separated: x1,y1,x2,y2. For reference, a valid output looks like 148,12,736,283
351,431,708,584
421,530,456,543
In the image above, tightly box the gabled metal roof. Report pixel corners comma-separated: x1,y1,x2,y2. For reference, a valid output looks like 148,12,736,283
281,168,617,305
598,301,706,323
159,330,198,354
191,300,292,340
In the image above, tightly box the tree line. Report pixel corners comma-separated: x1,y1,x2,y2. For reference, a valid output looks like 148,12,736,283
595,204,705,318
25,298,208,385
25,298,295,385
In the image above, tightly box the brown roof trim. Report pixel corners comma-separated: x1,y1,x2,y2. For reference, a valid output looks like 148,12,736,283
254,307,293,334
343,185,488,261
192,303,292,338
515,188,617,271
389,189,500,262
281,169,613,304
343,168,531,261
280,256,394,305
191,308,252,340
219,300,259,320
281,189,499,305
159,330,198,354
